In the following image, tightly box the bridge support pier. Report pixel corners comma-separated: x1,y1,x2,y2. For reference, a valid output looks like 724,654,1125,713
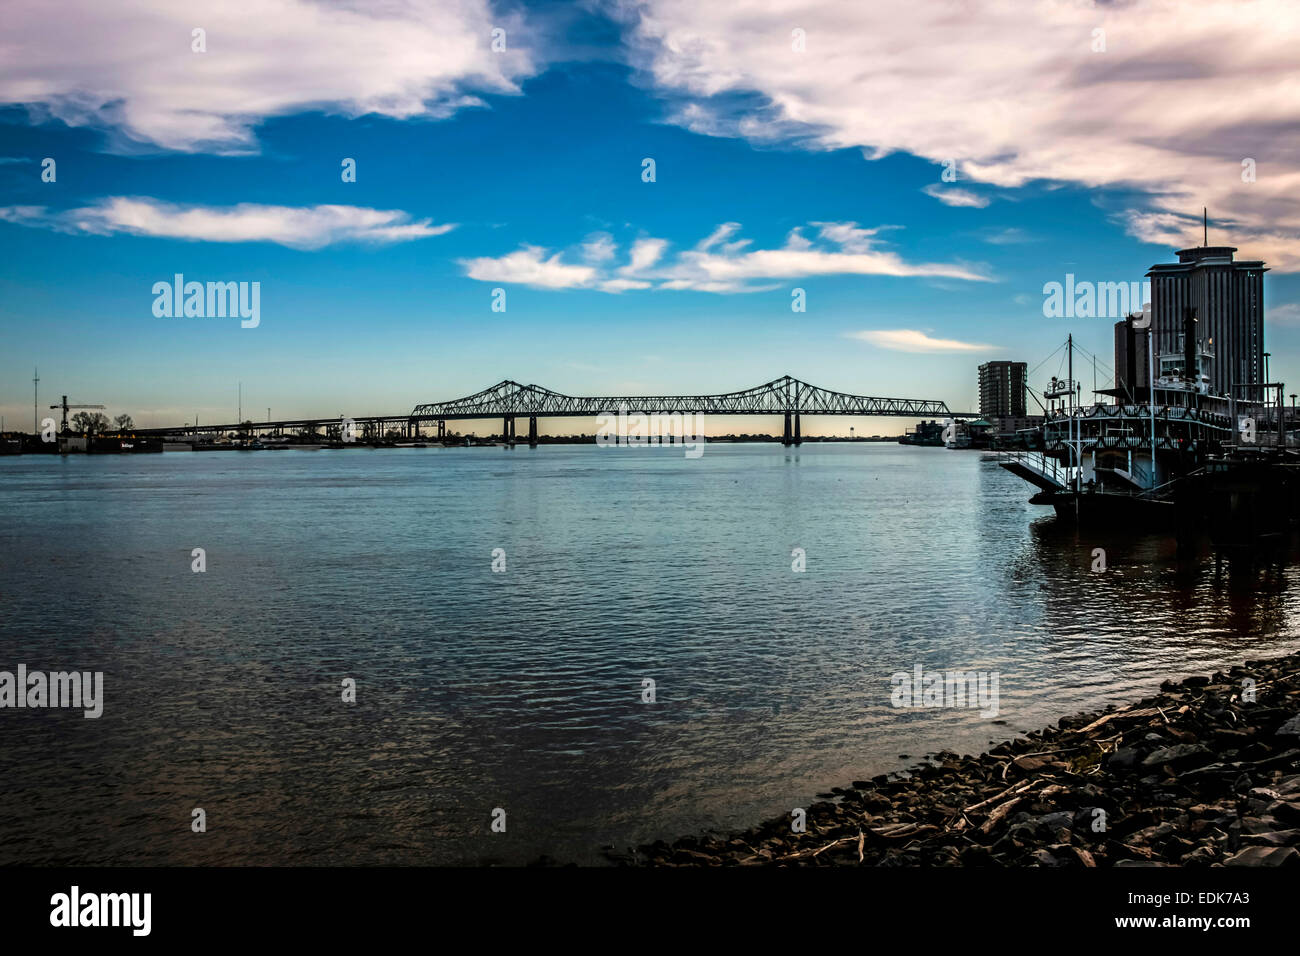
783,412,793,446
794,413,802,446
437,420,445,441
528,416,537,447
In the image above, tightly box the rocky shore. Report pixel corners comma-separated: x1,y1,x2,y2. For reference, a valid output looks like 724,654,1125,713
625,651,1300,867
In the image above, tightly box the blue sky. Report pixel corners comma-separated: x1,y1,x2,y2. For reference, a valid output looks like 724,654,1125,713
1,0,1297,434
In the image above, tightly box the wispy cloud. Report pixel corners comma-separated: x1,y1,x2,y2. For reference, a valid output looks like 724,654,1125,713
619,0,1300,270
847,329,995,353
461,221,991,292
984,227,1034,245
1269,303,1300,325
581,232,617,263
922,184,990,208
0,0,538,153
0,198,455,249
460,245,598,289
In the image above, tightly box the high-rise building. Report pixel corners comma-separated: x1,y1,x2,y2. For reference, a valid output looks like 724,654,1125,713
1145,244,1266,397
978,361,1027,417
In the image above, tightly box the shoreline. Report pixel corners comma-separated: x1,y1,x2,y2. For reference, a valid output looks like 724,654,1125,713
624,651,1300,867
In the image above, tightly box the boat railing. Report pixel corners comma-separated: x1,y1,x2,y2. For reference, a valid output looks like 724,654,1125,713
995,450,1080,488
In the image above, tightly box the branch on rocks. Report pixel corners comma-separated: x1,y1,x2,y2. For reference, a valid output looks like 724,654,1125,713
964,779,1040,814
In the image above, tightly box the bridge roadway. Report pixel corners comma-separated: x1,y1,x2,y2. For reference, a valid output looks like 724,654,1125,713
139,375,976,445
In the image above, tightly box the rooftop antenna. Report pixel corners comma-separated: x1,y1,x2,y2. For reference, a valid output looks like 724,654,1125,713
32,366,39,434
1203,207,1208,246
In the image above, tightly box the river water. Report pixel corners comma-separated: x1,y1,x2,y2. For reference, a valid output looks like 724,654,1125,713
2,443,1298,865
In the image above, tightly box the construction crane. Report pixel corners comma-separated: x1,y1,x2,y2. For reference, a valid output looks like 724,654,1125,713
50,395,106,433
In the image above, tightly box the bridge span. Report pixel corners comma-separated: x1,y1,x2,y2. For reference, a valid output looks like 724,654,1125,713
142,375,975,446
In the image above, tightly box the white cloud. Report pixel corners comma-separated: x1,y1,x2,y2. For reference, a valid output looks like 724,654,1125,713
696,223,741,251
460,220,990,292
1269,303,1300,325
985,228,1033,245
0,197,454,248
600,278,653,292
581,232,617,263
623,237,668,273
460,245,598,288
0,0,537,152
619,0,1300,270
922,184,990,208
848,329,995,353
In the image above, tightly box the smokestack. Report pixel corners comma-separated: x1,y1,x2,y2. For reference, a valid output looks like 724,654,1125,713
1125,315,1138,399
1183,307,1198,387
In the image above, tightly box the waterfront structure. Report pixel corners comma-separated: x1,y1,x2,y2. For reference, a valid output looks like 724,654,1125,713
1145,244,1266,397
1000,315,1287,529
978,361,1027,418
137,375,979,447
977,361,1040,445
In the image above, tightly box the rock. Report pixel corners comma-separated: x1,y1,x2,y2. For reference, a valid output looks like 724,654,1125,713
1274,715,1300,737
1070,847,1097,867
1181,846,1217,865
1034,811,1075,831
1267,800,1300,827
1012,754,1066,774
1224,846,1300,867
1141,743,1212,770
1106,747,1142,770
637,651,1300,870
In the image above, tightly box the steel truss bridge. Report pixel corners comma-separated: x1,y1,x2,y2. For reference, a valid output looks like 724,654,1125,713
142,375,974,445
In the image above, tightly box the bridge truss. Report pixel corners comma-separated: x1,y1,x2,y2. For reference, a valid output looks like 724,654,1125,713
140,375,971,439
410,375,961,419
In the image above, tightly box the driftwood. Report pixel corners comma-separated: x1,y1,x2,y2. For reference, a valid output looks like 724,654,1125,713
1076,706,1161,734
963,778,1039,814
979,796,1026,834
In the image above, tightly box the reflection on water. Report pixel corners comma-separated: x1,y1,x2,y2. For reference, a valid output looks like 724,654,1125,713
1,444,1297,865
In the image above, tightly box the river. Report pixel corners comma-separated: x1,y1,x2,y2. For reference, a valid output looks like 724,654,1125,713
2,443,1297,864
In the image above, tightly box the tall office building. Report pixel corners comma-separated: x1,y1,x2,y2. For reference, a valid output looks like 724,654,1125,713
979,361,1027,417
1145,244,1266,396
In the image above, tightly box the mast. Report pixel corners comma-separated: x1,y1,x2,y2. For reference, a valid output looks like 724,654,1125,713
1068,334,1076,493
1148,319,1157,489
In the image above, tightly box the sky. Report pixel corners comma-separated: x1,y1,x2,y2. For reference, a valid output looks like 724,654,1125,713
1,0,1298,435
